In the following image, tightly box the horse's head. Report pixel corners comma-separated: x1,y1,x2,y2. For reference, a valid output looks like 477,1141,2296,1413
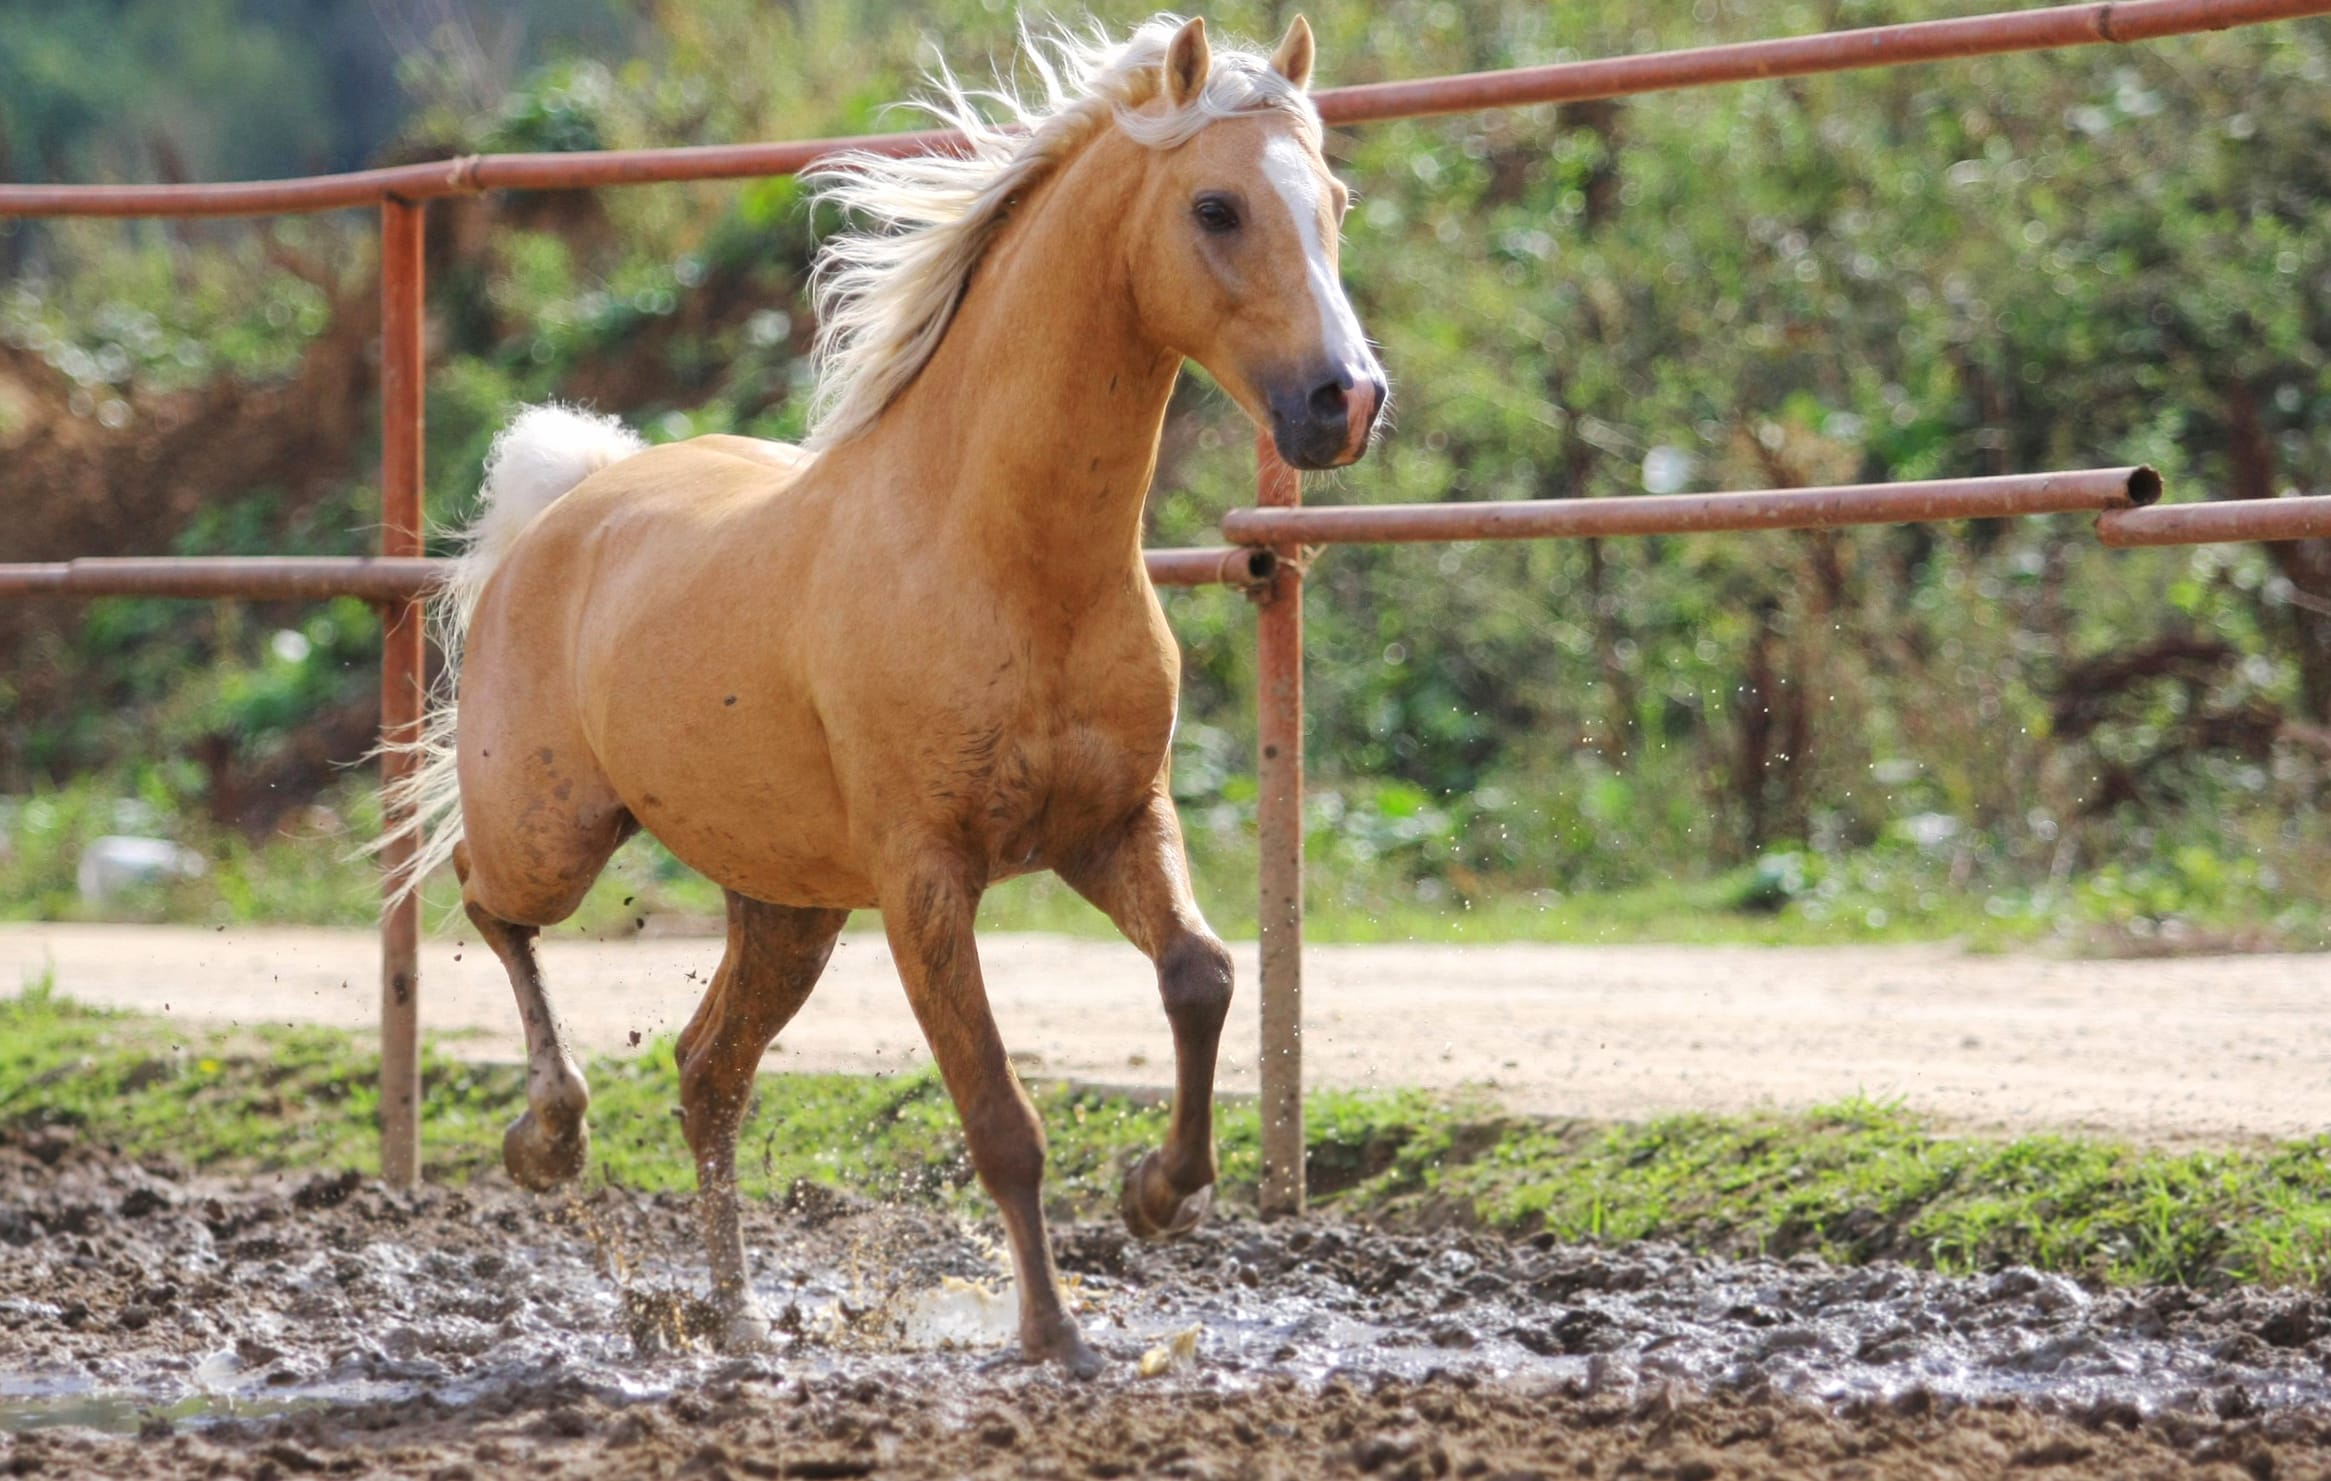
1123,18,1386,471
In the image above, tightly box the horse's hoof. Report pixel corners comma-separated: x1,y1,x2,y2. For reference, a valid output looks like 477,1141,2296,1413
1120,1150,1213,1242
502,1108,590,1191
1020,1324,1105,1380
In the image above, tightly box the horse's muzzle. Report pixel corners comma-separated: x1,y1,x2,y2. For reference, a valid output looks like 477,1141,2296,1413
1268,364,1386,471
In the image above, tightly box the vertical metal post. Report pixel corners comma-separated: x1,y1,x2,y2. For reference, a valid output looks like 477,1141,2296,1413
1253,431,1306,1219
378,196,427,1188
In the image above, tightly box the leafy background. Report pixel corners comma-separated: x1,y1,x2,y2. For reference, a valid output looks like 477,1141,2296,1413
2,0,2327,949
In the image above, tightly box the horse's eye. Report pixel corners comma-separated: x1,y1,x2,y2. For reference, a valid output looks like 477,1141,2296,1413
1193,195,1240,234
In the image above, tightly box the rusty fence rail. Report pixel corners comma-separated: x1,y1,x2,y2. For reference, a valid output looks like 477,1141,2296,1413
3,0,2325,219
0,548,1271,602
4,0,2328,1207
0,557,444,602
1222,468,2162,547
2099,495,2331,547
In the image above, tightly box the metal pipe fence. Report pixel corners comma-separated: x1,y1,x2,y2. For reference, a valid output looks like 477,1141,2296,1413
1221,469,2161,547
2099,495,2331,547
0,549,1271,601
2,0,2325,1207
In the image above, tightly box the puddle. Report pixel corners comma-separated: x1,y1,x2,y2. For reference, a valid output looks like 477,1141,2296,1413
6,1125,2331,1473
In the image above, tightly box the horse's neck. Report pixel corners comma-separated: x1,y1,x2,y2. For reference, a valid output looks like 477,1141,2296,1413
861,144,1178,595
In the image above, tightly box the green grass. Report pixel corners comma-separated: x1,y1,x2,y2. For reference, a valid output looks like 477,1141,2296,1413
13,771,2324,954
9,984,2331,1291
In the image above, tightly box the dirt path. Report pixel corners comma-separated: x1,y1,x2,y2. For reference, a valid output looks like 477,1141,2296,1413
2,922,2322,1143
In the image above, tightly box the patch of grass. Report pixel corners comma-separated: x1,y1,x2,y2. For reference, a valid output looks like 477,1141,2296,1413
19,771,2323,953
8,986,2331,1290
1420,1099,2331,1289
0,980,1203,1212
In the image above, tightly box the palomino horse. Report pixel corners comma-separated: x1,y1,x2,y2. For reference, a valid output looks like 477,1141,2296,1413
388,14,1385,1374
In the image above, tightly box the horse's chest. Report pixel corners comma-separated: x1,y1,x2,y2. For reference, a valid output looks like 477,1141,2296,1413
954,671,1171,864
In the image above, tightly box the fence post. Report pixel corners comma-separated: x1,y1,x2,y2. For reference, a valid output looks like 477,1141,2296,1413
378,196,427,1188
1253,432,1306,1219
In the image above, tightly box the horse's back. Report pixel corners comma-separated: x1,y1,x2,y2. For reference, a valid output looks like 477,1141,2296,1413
686,433,817,476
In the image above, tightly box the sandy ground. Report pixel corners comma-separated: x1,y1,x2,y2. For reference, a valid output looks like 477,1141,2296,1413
1,921,2321,1143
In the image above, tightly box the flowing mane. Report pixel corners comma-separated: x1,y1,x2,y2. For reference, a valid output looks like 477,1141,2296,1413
800,16,1318,449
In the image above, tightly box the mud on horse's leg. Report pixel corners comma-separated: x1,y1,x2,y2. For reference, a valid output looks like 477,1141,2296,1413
456,844,592,1191
675,892,847,1350
882,859,1101,1376
1060,792,1235,1241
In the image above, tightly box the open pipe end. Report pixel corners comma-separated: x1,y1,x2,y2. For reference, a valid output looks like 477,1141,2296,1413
2126,466,2164,508
1243,548,1280,585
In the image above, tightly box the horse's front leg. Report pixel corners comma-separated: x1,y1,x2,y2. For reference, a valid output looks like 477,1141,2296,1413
1060,791,1236,1241
881,856,1100,1376
675,891,848,1350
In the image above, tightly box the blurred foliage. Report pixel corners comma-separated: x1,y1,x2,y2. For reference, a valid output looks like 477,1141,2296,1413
3,0,2330,948
0,0,630,186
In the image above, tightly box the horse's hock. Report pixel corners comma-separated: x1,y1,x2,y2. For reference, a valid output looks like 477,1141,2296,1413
2,0,2328,1212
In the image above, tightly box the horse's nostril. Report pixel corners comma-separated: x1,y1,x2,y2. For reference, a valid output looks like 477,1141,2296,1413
1307,380,1347,421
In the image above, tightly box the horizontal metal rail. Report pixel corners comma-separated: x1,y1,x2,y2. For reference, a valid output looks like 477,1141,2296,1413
1220,468,2161,546
3,0,2326,219
1144,544,1279,588
0,547,1271,601
1314,0,2331,125
0,556,445,602
2097,496,2331,547
0,129,966,220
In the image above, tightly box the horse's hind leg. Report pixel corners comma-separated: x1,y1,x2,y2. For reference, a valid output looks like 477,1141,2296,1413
456,844,593,1190
1059,790,1235,1240
677,891,848,1349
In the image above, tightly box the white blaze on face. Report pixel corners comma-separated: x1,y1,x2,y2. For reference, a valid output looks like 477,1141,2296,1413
1259,130,1374,377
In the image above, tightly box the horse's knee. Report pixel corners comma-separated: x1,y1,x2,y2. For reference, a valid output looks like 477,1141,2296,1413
1159,932,1234,1029
674,1035,716,1107
677,1034,739,1105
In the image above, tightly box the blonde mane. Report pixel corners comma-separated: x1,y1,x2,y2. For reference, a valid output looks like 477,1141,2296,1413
801,16,1318,449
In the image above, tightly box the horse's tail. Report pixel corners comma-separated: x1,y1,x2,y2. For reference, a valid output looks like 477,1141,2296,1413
369,404,645,907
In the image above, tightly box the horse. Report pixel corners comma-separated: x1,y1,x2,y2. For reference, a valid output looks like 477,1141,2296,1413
384,13,1386,1376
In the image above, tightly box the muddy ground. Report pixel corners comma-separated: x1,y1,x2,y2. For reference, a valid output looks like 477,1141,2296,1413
6,1129,2331,1478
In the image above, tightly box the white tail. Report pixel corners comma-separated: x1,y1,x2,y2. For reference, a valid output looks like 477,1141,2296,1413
370,404,645,905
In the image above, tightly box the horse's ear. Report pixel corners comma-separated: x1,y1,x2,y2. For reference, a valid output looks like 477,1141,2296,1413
1165,16,1210,107
1269,15,1315,91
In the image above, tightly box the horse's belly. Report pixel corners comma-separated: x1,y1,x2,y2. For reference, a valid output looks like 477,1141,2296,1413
645,804,875,910
589,687,874,909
